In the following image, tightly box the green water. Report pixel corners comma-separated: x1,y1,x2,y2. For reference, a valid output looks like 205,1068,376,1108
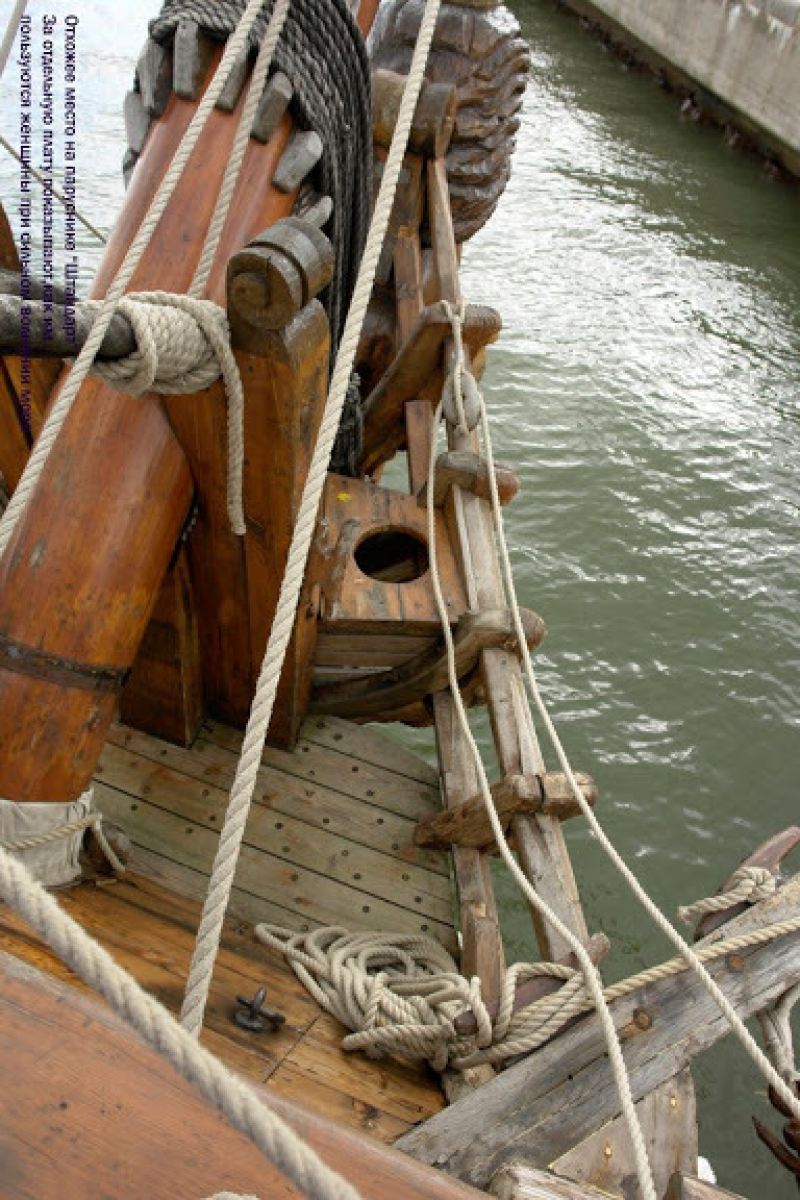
2,0,799,1192
448,3,800,1194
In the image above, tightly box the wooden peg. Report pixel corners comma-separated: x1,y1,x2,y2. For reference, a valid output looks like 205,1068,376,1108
172,19,215,101
136,38,172,118
251,70,293,143
227,216,334,346
123,90,151,157
417,450,520,508
414,770,598,851
273,130,324,193
294,186,333,229
216,47,249,112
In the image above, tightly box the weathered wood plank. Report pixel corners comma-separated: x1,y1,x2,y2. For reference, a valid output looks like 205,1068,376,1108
291,714,439,785
107,720,443,835
550,1070,697,1199
490,1163,617,1199
395,873,800,1186
96,741,451,910
95,783,457,949
664,1174,746,1200
433,691,504,1012
0,950,482,1200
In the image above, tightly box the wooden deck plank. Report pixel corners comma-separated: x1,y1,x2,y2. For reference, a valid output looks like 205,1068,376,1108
294,714,439,785
275,1011,444,1127
106,723,445,856
97,741,451,910
209,717,440,817
131,843,316,932
268,1056,414,1142
96,784,457,949
0,870,447,1154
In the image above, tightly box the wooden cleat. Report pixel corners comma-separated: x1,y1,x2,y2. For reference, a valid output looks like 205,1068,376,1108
215,47,250,112
136,37,172,118
123,90,150,157
695,825,800,939
250,70,293,143
172,18,215,101
273,129,324,193
414,768,597,852
417,450,520,509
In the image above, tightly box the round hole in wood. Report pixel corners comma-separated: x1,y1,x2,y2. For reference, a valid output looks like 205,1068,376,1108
354,528,429,583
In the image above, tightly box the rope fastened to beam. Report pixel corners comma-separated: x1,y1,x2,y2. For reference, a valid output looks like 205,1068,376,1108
89,293,246,534
678,865,777,926
0,0,290,558
256,918,800,1072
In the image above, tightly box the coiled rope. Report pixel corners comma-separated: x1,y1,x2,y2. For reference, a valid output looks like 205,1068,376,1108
256,918,800,1072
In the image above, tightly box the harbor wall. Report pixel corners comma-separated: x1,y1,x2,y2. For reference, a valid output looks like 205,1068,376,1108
554,0,800,176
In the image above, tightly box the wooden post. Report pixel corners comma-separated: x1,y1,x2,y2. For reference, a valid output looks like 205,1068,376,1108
0,51,309,802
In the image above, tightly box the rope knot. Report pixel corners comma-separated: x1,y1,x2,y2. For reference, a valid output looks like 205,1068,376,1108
678,864,778,927
89,292,246,536
90,293,229,397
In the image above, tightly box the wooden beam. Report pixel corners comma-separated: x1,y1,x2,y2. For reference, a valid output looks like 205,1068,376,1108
241,303,331,747
394,872,800,1187
550,1070,697,1199
433,690,505,1018
414,771,598,852
0,949,487,1200
664,1173,747,1200
311,608,545,722
119,544,203,747
489,1162,619,1198
358,302,502,476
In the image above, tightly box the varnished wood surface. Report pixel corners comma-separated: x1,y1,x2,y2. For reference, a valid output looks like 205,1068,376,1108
0,862,446,1156
0,944,482,1200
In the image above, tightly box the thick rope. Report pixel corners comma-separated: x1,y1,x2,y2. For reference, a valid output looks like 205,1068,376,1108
256,918,800,1072
0,0,288,559
677,864,777,926
0,845,361,1200
179,0,445,1038
465,313,800,1127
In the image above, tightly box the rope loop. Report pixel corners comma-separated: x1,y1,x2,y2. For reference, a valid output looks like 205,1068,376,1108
90,292,246,535
678,865,778,927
